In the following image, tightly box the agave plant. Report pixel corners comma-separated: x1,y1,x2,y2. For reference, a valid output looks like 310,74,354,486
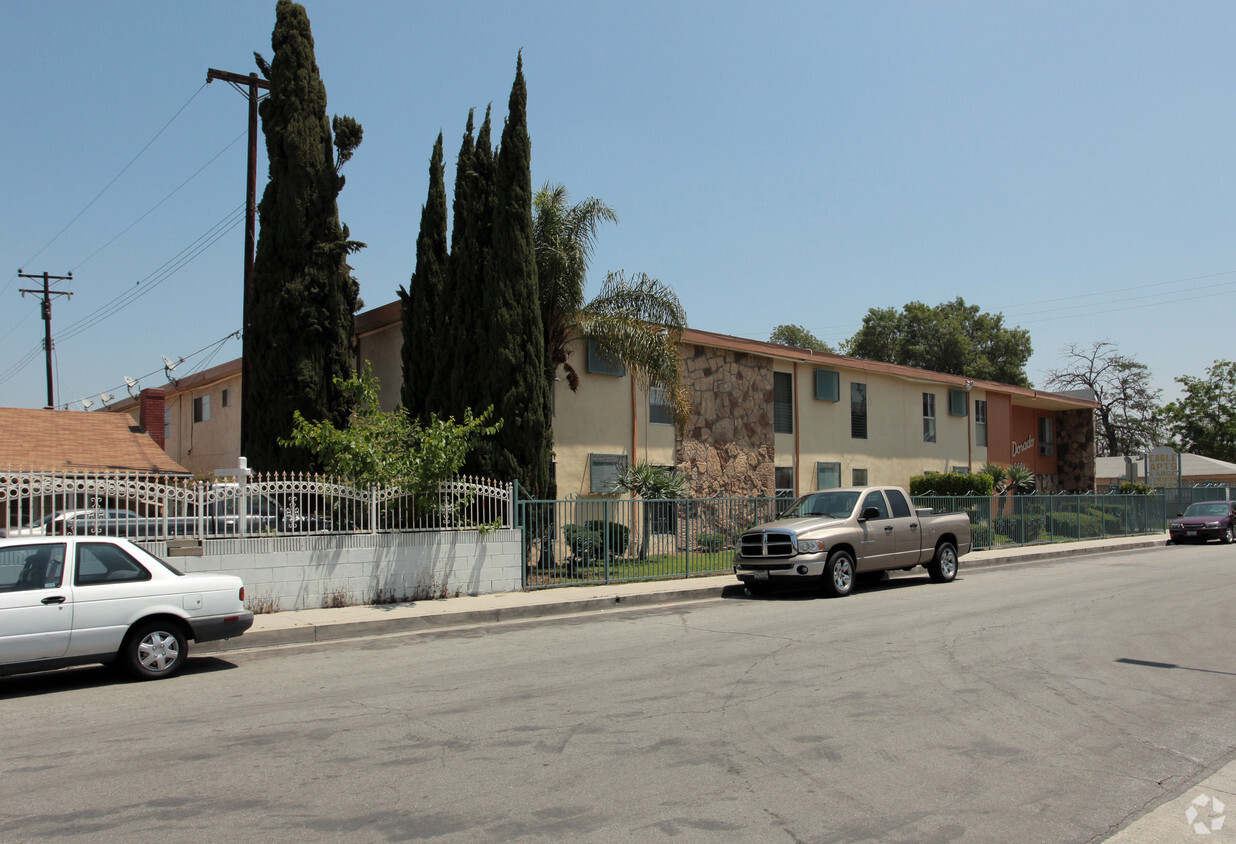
1004,463,1036,495
980,461,1009,493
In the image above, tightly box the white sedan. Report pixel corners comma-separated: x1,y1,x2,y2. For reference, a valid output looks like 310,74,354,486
0,536,253,680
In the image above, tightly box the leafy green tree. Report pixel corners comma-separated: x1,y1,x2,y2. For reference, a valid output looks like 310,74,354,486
769,324,834,353
845,297,1032,387
1044,341,1163,457
469,54,554,499
1162,360,1236,462
534,184,690,428
245,0,363,471
399,133,448,419
280,362,499,495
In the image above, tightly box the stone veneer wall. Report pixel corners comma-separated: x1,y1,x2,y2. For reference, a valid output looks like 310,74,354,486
1056,409,1096,492
676,346,775,497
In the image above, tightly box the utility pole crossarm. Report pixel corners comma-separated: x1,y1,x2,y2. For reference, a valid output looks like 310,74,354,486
17,269,73,408
206,68,270,89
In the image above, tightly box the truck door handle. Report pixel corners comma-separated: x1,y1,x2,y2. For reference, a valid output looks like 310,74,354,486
910,523,918,530
884,525,894,533
41,595,66,605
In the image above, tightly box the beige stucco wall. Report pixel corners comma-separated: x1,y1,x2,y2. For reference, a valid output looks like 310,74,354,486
550,338,674,498
146,373,243,477
357,321,403,412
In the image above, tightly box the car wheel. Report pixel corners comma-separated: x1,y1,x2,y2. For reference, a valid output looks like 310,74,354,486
121,621,188,680
822,549,855,598
1223,527,1233,545
928,541,958,583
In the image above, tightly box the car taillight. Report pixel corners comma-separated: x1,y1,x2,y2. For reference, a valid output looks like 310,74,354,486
239,586,246,601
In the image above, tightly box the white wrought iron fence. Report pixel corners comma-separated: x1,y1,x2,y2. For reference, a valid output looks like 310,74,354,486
0,464,512,540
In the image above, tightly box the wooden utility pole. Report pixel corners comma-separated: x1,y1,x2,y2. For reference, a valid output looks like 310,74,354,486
17,269,73,408
206,67,270,452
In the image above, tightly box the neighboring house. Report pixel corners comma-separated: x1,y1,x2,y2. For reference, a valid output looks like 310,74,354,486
0,403,188,475
106,299,1099,494
1096,453,1236,489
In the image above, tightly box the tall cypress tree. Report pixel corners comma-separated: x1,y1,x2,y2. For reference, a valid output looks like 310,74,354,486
399,132,447,418
244,0,363,471
443,106,496,423
473,54,553,498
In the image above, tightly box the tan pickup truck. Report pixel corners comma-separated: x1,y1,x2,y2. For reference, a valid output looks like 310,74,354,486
733,486,971,597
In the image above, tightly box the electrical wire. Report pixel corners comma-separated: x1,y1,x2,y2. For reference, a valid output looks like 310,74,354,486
0,83,210,301
56,205,245,344
60,330,241,409
69,129,246,273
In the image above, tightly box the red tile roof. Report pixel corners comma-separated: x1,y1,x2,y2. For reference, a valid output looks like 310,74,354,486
0,407,189,474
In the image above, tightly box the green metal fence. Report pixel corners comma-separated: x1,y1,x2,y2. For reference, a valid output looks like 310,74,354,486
520,495,782,589
912,492,1173,549
519,487,1213,589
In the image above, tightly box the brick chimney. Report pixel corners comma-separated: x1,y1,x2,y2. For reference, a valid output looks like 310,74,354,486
138,388,166,450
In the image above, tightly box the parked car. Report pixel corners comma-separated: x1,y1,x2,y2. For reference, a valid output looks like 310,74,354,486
0,509,129,538
0,536,253,679
733,486,972,597
1168,500,1236,544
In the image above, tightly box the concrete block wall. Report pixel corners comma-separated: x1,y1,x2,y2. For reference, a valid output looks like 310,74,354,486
144,529,523,612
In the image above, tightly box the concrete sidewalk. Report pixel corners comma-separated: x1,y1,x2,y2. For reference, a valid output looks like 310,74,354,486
199,532,1168,655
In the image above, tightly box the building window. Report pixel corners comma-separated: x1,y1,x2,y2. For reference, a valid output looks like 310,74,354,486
589,454,628,494
774,466,795,499
221,388,230,408
773,372,793,434
949,389,967,416
814,368,840,402
1039,417,1054,456
850,383,867,439
649,385,672,425
586,339,625,377
852,468,868,486
922,393,936,443
975,399,987,447
817,462,841,490
193,395,210,423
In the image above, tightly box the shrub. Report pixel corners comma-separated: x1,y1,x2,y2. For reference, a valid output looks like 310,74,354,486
697,532,724,552
583,519,629,556
561,524,602,565
910,471,995,497
1117,481,1152,495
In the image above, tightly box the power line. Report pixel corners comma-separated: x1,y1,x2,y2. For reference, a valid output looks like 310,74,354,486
68,129,246,273
56,205,244,344
61,330,241,409
0,83,210,302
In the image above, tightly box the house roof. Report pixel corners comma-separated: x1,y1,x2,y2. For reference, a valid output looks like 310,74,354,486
104,299,1098,414
1097,453,1236,481
0,408,190,474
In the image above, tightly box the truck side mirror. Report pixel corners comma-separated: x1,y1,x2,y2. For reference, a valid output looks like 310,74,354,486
860,506,881,521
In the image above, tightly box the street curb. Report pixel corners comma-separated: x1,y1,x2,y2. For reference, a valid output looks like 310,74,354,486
199,584,746,653
962,536,1166,570
197,535,1167,655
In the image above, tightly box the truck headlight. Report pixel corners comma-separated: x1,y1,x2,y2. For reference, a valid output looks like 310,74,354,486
797,538,824,554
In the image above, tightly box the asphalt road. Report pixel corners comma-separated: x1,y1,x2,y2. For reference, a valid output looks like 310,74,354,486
2,544,1233,843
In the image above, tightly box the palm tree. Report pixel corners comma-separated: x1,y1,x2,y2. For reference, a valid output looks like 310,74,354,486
534,183,691,429
607,461,686,559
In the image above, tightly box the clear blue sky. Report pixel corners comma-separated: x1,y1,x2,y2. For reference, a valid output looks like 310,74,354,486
3,1,1234,411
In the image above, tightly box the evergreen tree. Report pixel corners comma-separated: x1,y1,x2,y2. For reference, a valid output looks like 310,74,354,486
472,54,553,498
443,106,496,422
244,0,363,471
399,133,447,418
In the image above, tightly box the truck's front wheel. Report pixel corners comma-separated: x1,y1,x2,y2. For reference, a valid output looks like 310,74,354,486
928,541,958,583
823,549,855,597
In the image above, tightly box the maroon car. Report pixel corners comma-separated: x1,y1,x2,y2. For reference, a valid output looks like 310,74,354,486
1169,500,1236,544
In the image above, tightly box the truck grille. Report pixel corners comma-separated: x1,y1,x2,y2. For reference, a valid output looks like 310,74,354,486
739,530,796,559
